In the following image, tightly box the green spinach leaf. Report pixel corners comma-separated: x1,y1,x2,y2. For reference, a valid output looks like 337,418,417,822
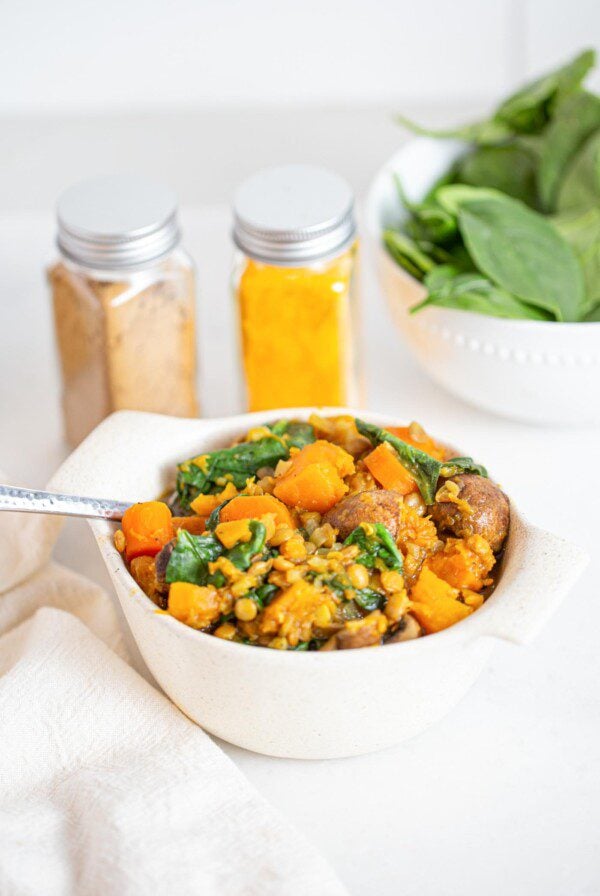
584,302,600,321
397,50,595,144
456,144,539,208
383,230,436,280
412,268,554,320
177,437,290,507
437,187,585,320
267,420,316,449
441,457,488,478
495,48,595,134
353,588,386,612
553,205,600,306
356,418,487,504
395,176,459,244
557,127,600,213
537,90,600,211
344,523,403,572
395,113,514,146
166,529,223,586
226,520,267,571
246,582,279,609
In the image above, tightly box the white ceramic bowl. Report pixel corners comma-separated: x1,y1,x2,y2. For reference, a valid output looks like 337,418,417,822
49,408,588,759
365,137,600,426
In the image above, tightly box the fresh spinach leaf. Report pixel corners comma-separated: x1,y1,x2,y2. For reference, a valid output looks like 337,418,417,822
356,419,445,504
395,113,514,146
396,176,459,244
353,588,386,612
441,457,488,478
356,418,487,504
226,520,267,571
205,500,230,532
455,144,539,208
246,582,279,609
437,187,585,320
177,437,290,507
397,51,595,145
557,127,600,213
412,268,554,320
344,523,403,572
553,206,600,306
383,230,436,280
268,420,316,449
166,529,223,586
537,90,600,211
495,48,595,134
584,302,600,321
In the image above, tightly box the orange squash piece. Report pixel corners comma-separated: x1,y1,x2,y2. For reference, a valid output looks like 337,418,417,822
172,516,207,535
409,566,473,634
426,535,495,592
363,443,418,495
274,463,348,513
168,582,221,630
273,440,354,513
219,494,296,529
286,440,355,477
190,482,238,516
122,501,173,562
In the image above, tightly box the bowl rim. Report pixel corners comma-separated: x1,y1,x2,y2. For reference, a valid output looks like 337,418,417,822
364,136,600,333
79,406,538,663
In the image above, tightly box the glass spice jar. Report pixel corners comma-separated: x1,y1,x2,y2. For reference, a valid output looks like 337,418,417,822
49,175,199,447
232,165,362,412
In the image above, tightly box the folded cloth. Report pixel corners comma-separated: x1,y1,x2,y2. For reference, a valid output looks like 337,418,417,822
0,498,347,896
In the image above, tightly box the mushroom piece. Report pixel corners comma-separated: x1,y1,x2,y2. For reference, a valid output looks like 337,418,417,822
429,473,509,553
323,489,403,541
155,538,176,594
336,612,386,650
385,614,422,644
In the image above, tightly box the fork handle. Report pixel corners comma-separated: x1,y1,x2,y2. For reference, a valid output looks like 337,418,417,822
0,485,131,521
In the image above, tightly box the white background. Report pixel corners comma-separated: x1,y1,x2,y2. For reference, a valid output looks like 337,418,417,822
1,2,600,895
1,0,600,211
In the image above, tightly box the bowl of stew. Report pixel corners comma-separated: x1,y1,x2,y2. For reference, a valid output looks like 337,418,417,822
49,408,587,758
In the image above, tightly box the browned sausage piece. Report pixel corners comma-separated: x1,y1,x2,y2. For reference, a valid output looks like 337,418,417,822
323,489,403,541
429,474,509,553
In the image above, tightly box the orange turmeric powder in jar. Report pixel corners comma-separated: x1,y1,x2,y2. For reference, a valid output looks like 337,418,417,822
233,165,362,411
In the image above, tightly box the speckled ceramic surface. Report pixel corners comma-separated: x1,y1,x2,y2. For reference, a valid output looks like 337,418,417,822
49,409,589,759
365,138,600,426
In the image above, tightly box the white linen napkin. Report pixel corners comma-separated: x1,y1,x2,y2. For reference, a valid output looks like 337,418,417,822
0,497,347,896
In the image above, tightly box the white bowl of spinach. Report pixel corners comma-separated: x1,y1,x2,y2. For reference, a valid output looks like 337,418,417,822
366,49,600,426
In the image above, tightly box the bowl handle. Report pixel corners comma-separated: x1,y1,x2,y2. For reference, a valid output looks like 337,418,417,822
474,525,589,646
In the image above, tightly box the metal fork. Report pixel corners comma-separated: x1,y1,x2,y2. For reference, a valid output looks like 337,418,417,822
0,485,131,521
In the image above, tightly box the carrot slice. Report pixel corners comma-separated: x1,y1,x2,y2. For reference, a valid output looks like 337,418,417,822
122,501,173,562
387,425,446,460
364,443,418,495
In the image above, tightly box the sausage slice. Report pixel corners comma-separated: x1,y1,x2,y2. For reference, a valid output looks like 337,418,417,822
323,490,403,541
430,473,509,553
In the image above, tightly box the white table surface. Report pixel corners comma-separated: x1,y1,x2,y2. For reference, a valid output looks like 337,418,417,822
1,206,599,896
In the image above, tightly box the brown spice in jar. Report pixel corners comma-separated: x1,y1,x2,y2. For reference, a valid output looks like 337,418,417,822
49,258,198,446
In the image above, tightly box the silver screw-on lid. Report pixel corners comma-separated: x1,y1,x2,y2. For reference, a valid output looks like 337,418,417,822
56,174,180,270
233,164,356,264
